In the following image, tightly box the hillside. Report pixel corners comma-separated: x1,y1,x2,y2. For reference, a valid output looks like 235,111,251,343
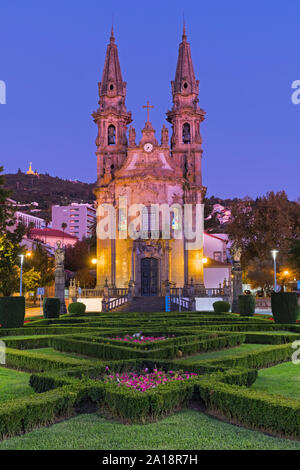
4,171,96,219
3,171,237,231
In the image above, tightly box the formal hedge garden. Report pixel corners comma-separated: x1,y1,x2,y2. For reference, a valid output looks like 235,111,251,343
0,309,300,443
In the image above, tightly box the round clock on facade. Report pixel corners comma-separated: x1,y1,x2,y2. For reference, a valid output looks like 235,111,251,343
144,143,153,153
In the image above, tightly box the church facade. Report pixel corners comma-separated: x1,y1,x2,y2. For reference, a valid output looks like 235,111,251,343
93,27,207,296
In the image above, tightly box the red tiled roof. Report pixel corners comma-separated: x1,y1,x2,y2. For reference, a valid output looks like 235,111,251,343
204,232,228,242
30,228,78,240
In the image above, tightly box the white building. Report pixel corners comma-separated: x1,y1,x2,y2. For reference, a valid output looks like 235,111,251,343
15,211,45,229
203,232,231,288
52,203,96,240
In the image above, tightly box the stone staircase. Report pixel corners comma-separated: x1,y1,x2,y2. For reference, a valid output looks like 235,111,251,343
113,296,165,313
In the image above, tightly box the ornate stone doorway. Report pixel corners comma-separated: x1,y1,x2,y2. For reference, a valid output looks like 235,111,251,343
141,258,158,296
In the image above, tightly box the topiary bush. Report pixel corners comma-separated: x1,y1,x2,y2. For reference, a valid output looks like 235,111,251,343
238,295,255,316
0,297,25,328
68,302,86,316
43,298,60,319
271,292,299,324
213,301,231,313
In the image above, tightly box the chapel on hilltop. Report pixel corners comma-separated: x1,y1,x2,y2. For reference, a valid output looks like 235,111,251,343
93,26,207,296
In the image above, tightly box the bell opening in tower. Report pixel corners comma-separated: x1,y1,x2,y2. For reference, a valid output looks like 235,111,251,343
182,123,191,144
108,125,116,145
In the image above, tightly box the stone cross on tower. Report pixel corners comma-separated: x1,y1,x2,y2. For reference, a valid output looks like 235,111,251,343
143,101,154,123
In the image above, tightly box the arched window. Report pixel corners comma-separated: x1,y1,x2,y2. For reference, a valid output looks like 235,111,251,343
108,125,116,145
182,123,191,144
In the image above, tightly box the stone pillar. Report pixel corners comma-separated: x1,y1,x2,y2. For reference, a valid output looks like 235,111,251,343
54,241,67,314
223,278,232,304
102,278,109,312
231,244,243,313
68,279,77,302
189,278,196,311
165,279,170,297
128,278,134,301
232,261,243,313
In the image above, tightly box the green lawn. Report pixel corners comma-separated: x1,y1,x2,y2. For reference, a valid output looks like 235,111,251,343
0,367,32,402
252,362,300,400
0,411,299,450
182,343,274,362
28,347,99,362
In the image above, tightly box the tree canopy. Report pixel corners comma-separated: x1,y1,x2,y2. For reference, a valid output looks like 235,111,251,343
227,191,300,272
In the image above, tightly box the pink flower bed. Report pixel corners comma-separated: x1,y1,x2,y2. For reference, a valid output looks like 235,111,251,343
103,368,198,392
109,334,175,344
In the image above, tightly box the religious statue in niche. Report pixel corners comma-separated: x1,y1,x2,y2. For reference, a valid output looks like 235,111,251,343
55,241,65,267
231,243,242,263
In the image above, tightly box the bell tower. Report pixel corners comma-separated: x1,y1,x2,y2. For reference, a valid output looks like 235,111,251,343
167,25,207,288
93,27,132,288
167,25,206,186
93,27,132,186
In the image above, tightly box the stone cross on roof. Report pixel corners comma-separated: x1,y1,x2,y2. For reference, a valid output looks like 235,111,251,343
143,101,154,123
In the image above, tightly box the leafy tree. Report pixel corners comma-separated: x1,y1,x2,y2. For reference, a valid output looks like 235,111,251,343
22,268,41,294
65,238,96,273
25,244,54,287
227,192,300,269
277,267,297,291
0,166,15,234
204,197,220,232
0,167,26,295
0,235,21,295
288,239,300,277
245,258,274,294
75,268,96,289
87,220,97,253
25,221,35,238
61,222,67,246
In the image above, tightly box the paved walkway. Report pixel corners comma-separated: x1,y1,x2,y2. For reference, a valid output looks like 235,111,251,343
25,307,43,318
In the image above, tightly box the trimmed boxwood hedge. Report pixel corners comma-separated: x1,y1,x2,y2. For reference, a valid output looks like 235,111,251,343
43,298,60,319
27,362,258,423
49,332,245,361
213,301,231,313
0,297,25,328
197,378,300,437
0,386,78,439
271,292,300,324
68,302,86,315
191,343,294,370
5,347,95,372
0,309,299,439
238,295,256,316
245,332,300,345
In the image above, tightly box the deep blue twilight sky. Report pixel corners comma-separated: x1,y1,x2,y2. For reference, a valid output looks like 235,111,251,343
0,0,299,200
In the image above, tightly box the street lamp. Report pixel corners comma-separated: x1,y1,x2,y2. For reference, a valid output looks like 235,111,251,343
18,254,25,296
271,249,279,292
18,252,33,296
91,258,97,265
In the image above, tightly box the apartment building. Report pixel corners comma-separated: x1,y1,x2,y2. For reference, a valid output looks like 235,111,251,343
52,203,96,240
